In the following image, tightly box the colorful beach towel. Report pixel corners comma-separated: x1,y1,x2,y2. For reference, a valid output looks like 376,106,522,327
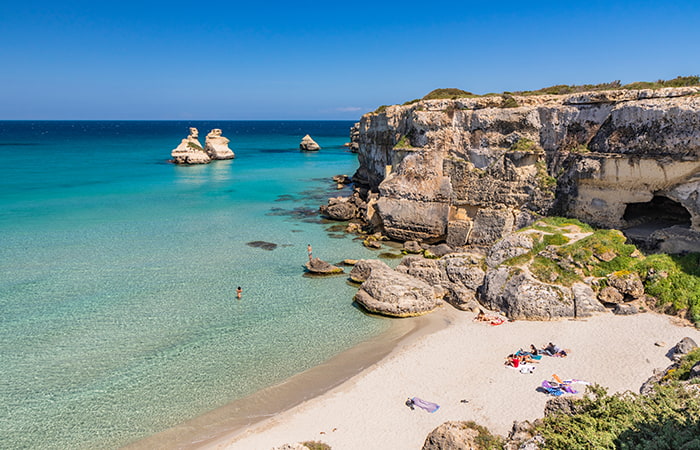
411,397,440,413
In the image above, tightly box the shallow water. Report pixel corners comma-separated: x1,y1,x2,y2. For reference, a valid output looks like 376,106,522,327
0,121,390,449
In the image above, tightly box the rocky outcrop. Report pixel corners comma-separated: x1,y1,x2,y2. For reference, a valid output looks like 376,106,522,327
354,264,444,317
347,87,700,252
348,259,391,283
171,127,211,164
205,129,235,160
422,421,500,450
299,134,320,151
305,258,344,275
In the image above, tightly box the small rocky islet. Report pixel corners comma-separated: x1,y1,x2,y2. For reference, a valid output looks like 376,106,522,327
170,127,235,164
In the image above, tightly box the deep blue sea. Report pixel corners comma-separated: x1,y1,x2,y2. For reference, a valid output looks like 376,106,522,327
0,121,391,449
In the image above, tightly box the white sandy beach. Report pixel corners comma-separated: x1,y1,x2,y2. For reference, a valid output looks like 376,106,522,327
206,308,700,450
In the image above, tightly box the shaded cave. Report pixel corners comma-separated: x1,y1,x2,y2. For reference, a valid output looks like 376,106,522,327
623,195,692,229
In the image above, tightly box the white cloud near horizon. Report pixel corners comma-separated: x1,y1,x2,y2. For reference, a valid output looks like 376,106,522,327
335,106,363,112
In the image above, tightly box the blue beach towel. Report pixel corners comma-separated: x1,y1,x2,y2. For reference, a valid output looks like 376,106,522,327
412,397,440,413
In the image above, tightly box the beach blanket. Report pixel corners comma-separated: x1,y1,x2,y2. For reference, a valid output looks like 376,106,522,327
411,397,440,413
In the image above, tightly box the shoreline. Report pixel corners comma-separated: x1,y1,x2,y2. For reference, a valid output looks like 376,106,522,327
203,310,700,450
125,306,453,449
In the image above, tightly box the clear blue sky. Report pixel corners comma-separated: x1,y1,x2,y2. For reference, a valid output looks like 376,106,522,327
2,0,699,120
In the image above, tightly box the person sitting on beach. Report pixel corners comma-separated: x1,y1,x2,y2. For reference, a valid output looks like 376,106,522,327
530,344,539,355
505,354,521,367
542,342,568,357
543,342,561,356
475,310,490,321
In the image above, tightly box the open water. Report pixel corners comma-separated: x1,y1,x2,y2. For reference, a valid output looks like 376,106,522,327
0,121,392,449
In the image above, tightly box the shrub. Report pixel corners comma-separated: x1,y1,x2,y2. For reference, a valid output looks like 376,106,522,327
634,253,700,326
422,88,474,100
372,105,388,114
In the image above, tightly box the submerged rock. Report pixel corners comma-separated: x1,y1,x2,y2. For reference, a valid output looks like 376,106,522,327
205,128,235,160
299,134,321,151
171,127,211,164
246,241,277,251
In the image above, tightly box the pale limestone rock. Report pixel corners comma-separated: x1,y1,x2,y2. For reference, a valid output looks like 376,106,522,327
205,129,235,160
354,265,443,317
171,127,210,164
305,257,343,275
299,134,320,151
352,87,700,253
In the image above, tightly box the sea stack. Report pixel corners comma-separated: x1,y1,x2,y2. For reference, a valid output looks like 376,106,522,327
205,129,235,160
171,127,211,164
299,134,321,151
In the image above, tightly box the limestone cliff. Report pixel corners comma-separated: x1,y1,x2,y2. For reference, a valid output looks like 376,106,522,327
351,87,700,252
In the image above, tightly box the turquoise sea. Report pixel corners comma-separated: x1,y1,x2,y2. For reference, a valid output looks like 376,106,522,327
0,121,392,449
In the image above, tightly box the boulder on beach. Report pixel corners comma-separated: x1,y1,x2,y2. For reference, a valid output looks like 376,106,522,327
171,127,211,164
354,265,443,317
205,128,235,160
305,257,344,275
299,134,321,151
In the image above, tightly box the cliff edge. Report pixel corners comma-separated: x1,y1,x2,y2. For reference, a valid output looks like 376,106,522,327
349,87,700,253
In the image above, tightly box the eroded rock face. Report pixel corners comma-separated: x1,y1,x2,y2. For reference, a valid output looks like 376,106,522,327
299,134,320,151
205,129,235,160
354,265,443,317
480,266,604,320
171,127,211,164
352,87,700,252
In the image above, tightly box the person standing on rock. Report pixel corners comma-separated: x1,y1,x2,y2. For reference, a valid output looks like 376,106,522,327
307,244,313,260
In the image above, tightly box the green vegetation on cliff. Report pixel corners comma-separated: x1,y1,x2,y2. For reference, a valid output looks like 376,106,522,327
634,253,700,325
403,75,700,106
505,217,700,326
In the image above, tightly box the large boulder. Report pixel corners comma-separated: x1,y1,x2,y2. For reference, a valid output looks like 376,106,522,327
299,134,321,151
348,259,391,283
396,255,447,285
305,258,344,275
480,267,603,320
423,421,499,450
486,232,535,268
171,127,211,164
354,266,443,317
205,128,235,159
319,196,358,221
607,271,645,300
443,253,486,291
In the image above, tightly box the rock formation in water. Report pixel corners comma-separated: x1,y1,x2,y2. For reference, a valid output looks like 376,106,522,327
336,87,700,253
299,134,321,151
205,129,235,160
171,127,211,164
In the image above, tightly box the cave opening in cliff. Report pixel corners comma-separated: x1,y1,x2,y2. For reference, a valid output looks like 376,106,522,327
623,195,692,228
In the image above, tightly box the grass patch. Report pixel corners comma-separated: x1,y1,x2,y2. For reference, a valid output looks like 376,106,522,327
510,138,542,152
458,421,504,449
634,253,700,325
569,144,591,153
393,135,414,149
186,141,204,151
536,383,700,449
